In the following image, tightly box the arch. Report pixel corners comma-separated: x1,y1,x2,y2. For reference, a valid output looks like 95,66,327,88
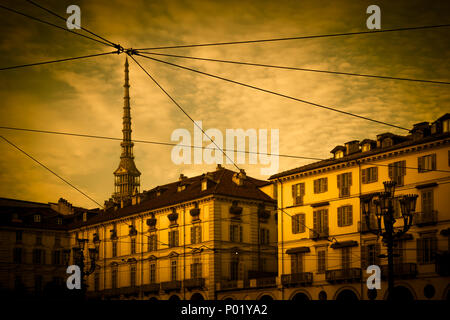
191,293,204,301
222,296,235,301
382,282,417,300
257,294,274,301
386,285,414,301
334,287,359,301
168,294,181,301
290,290,311,301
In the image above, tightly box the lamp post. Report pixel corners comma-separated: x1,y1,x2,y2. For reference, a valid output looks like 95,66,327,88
361,181,418,300
71,234,101,299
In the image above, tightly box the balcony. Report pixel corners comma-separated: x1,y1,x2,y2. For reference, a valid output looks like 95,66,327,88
254,277,277,288
414,211,438,226
325,268,361,283
380,263,417,280
281,272,313,287
161,280,182,292
142,283,160,294
183,278,205,290
309,228,329,240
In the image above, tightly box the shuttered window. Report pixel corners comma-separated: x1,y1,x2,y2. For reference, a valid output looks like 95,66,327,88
292,183,305,205
191,226,202,244
362,167,378,184
230,224,243,242
148,234,157,252
290,253,304,274
361,243,380,268
337,172,352,197
169,230,179,248
418,154,436,173
341,247,351,270
313,209,329,234
260,228,270,245
150,263,156,283
337,206,353,227
191,255,202,279
292,214,305,234
388,160,406,186
417,237,437,264
421,189,434,214
314,178,328,193
317,250,326,273
171,260,177,281
112,241,118,257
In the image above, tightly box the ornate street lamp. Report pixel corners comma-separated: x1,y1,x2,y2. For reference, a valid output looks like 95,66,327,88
71,235,101,299
361,181,418,300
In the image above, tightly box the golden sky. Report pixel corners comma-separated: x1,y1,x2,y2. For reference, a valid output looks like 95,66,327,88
0,0,449,208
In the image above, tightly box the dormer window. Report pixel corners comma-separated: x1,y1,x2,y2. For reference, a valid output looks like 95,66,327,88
177,185,186,192
34,214,41,223
201,180,207,191
381,138,393,148
57,217,63,225
82,212,87,222
335,150,344,159
362,144,371,152
443,119,449,133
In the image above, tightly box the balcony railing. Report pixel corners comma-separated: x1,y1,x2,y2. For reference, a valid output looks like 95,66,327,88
414,211,438,226
255,277,277,288
220,280,239,290
142,283,160,294
380,263,417,279
281,272,313,287
325,268,361,283
183,278,205,290
309,228,329,240
161,280,182,292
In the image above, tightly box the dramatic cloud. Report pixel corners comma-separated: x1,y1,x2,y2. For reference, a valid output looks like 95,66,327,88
0,0,448,208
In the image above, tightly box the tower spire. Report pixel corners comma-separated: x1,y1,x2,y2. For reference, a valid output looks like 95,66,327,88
113,57,141,204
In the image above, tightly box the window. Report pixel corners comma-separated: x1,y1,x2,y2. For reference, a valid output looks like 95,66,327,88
32,249,44,264
337,206,353,227
394,240,405,265
260,228,270,245
191,226,202,244
292,214,305,234
130,265,136,287
337,172,352,197
112,241,118,257
393,197,402,219
382,138,393,148
418,154,436,172
421,189,434,214
230,260,239,280
34,215,41,223
111,266,118,289
388,160,406,186
150,263,156,283
169,230,179,248
335,150,344,159
83,212,87,222
341,247,351,269
130,238,136,254
34,275,43,293
191,255,202,279
13,247,22,264
291,183,305,205
201,180,207,191
230,224,243,243
362,144,371,152
317,249,327,274
314,178,328,193
290,253,304,274
35,233,42,246
313,209,329,235
362,167,378,184
52,250,61,265
57,217,63,225
148,234,157,252
94,272,100,291
16,231,22,243
362,243,380,268
443,119,449,133
171,260,177,281
54,236,61,247
417,236,437,264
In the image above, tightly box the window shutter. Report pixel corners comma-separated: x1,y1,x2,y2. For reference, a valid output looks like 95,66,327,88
313,211,318,232
314,180,318,193
175,231,179,246
292,215,298,234
300,183,305,195
373,167,378,182
337,207,343,227
432,154,436,170
191,227,195,244
401,160,406,176
239,226,243,242
300,214,305,233
337,174,341,188
388,163,393,178
362,169,367,184
323,209,329,232
361,246,367,268
418,157,423,172
348,206,353,225
292,184,296,198
417,239,423,264
431,237,437,262
324,178,328,192
229,225,233,242
348,172,352,186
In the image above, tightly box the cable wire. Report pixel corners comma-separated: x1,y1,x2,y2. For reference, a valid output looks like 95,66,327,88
138,51,450,85
0,135,103,208
0,3,113,48
135,24,450,51
134,53,410,131
0,51,119,71
25,0,119,49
